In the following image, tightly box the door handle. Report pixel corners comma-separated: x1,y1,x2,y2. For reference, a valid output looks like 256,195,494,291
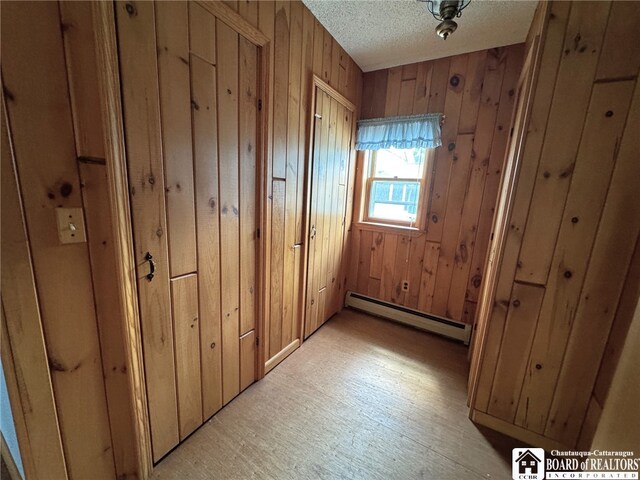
310,225,316,240
145,252,156,281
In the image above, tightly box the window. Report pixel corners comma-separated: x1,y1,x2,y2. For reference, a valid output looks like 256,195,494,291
364,147,430,228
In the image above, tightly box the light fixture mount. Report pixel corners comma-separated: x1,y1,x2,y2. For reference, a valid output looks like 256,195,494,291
418,0,472,40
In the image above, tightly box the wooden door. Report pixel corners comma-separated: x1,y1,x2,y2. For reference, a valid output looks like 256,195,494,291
304,81,355,339
116,3,260,462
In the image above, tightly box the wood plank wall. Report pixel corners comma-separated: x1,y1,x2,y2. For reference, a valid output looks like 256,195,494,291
472,0,640,449
229,1,363,363
1,1,361,478
348,45,524,323
115,0,264,460
2,2,119,478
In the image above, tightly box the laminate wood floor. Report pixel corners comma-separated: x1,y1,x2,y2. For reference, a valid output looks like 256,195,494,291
151,309,518,479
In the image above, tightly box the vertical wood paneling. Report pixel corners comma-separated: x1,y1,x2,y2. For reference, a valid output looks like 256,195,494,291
418,241,440,313
473,1,572,414
282,0,302,348
369,232,385,280
3,2,117,475
312,18,324,80
240,330,256,390
487,283,545,421
61,2,140,475
426,55,468,244
446,49,506,319
431,134,474,317
398,79,416,115
304,91,326,337
322,29,332,83
216,19,241,405
272,2,290,179
364,70,388,119
325,102,343,312
189,3,216,64
412,62,433,114
1,97,68,480
296,8,314,243
458,50,487,134
243,1,362,361
380,234,399,303
467,45,524,303
292,245,303,341
330,39,340,87
593,237,640,406
544,80,640,445
60,1,105,159
78,163,139,477
515,80,635,434
304,92,322,337
352,47,521,323
171,274,202,439
391,236,410,305
238,0,258,28
156,2,197,277
384,67,402,116
258,0,275,361
116,1,179,460
190,53,223,419
405,235,426,309
595,1,640,81
471,0,640,451
515,1,611,285
426,58,451,114
239,37,258,336
357,230,373,293
270,179,286,355
347,227,361,293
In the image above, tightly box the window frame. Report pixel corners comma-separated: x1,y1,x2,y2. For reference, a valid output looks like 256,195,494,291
362,148,432,229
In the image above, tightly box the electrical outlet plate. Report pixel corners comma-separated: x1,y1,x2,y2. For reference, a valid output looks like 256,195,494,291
402,281,409,292
55,207,86,244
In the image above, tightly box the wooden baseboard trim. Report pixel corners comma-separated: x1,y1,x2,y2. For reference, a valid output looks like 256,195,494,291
264,339,300,374
470,409,569,451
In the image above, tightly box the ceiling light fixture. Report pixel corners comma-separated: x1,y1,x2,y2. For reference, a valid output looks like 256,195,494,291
419,0,472,40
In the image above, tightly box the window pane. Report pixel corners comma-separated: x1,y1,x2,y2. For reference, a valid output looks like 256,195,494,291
369,180,420,223
373,147,426,179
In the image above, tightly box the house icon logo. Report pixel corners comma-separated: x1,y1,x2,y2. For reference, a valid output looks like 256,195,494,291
512,448,545,480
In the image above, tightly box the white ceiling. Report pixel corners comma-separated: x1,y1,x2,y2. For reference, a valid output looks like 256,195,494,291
302,0,538,72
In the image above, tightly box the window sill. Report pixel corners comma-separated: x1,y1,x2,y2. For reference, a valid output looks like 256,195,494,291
353,221,425,237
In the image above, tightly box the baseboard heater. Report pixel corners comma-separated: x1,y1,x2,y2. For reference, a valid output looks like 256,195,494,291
344,291,472,345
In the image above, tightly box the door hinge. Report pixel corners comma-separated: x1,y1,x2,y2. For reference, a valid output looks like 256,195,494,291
255,336,259,346
258,99,262,111
256,228,261,239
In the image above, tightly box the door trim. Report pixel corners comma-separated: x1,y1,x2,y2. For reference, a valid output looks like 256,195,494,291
92,2,153,477
300,76,356,342
92,1,271,477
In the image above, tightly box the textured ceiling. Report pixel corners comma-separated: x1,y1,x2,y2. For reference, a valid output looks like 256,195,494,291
302,0,538,72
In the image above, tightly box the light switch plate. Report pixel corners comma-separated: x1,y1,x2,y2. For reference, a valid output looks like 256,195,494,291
55,208,86,244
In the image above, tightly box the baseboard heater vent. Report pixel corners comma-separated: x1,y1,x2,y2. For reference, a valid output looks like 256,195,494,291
345,291,472,345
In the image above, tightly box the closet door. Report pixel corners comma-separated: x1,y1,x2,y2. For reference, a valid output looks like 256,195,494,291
117,3,260,462
304,82,355,338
